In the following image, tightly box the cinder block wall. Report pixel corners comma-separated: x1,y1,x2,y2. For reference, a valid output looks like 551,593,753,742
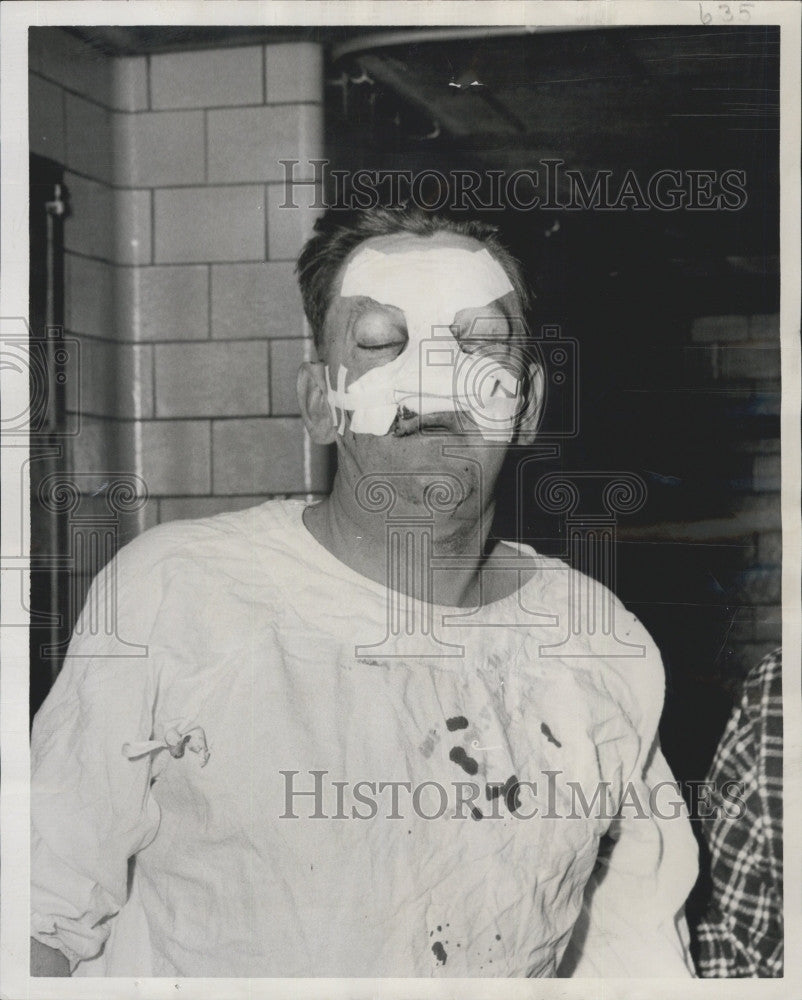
617,309,782,678
687,313,782,673
29,29,330,541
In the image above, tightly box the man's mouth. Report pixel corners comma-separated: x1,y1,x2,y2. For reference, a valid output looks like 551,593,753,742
390,407,459,437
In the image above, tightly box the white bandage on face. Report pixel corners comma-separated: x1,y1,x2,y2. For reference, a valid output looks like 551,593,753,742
325,245,526,441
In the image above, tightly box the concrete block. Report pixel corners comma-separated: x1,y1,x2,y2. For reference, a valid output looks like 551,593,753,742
748,313,779,341
721,344,781,381
138,419,211,495
266,181,324,260
119,343,155,419
29,73,65,162
115,110,205,187
63,172,112,260
68,415,118,473
150,46,263,109
265,42,323,104
66,338,154,419
64,92,113,183
212,417,328,494
112,56,149,111
735,494,782,532
270,338,310,415
752,453,781,493
736,437,781,455
116,265,209,341
154,186,265,263
689,314,749,343
62,176,149,267
207,104,322,183
154,341,269,417
113,188,152,265
65,254,114,339
211,262,305,339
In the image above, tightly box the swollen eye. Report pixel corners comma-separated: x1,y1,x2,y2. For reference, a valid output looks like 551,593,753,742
358,340,406,351
457,318,511,354
353,311,407,351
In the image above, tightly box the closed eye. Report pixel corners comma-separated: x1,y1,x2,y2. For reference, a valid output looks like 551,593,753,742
352,305,407,355
357,340,406,351
458,329,511,355
452,318,510,352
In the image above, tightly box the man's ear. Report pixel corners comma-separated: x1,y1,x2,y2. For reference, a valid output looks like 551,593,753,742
297,362,338,445
515,362,546,446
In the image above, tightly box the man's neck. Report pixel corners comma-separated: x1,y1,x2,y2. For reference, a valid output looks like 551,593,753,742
303,475,497,608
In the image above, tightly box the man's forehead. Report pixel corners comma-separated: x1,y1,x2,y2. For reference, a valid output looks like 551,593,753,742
345,293,512,322
331,232,495,299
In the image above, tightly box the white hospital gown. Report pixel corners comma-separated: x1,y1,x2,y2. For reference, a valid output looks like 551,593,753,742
31,499,698,977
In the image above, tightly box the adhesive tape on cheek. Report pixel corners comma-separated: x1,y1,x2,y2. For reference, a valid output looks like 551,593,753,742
327,348,524,441
327,246,523,439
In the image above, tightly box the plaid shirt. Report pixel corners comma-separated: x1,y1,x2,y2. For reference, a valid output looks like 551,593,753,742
696,648,783,977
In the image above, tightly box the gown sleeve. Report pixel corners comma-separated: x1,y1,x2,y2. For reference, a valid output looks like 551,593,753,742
557,616,700,978
30,533,167,970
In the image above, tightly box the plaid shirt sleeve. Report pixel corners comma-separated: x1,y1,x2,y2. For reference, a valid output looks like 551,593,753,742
696,647,783,977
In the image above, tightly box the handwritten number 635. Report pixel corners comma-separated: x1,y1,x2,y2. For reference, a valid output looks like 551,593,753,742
699,2,754,23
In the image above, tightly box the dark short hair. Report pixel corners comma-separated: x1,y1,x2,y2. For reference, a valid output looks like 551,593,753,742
296,205,532,355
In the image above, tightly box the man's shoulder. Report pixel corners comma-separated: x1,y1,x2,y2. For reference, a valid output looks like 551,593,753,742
505,541,667,731
503,540,635,615
112,498,305,576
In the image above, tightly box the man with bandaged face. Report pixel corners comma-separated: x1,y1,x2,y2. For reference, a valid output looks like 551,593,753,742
30,206,698,979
